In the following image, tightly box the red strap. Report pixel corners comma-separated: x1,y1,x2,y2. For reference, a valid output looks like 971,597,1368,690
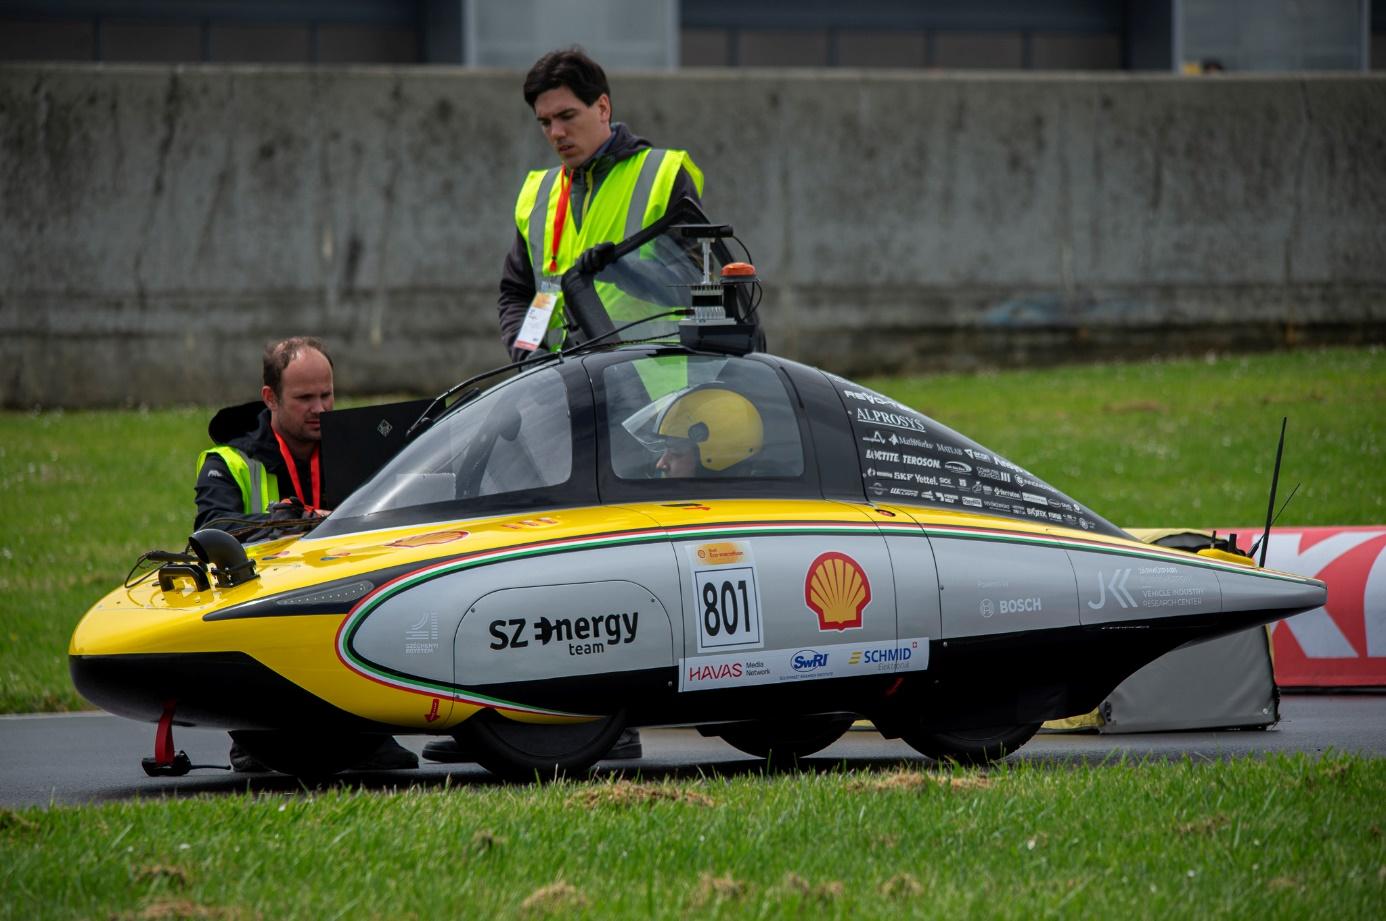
273,429,321,510
547,168,573,273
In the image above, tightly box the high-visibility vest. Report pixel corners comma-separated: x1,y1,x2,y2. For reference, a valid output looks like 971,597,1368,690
515,147,704,347
196,446,278,514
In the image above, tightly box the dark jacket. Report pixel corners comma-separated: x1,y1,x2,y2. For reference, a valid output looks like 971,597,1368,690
193,402,315,539
497,123,702,361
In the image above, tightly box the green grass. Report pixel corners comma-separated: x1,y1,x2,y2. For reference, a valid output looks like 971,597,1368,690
1,347,1383,714
3,755,1383,920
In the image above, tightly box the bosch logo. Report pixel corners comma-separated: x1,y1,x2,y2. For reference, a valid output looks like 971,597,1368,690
791,650,830,672
1000,597,1043,614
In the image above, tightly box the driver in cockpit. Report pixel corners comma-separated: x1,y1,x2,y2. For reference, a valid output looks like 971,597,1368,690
650,385,764,478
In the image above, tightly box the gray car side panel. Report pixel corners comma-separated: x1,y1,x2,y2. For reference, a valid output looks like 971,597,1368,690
1069,551,1221,625
884,532,942,643
670,534,898,657
457,580,673,682
1216,567,1327,614
933,538,1079,637
351,542,681,687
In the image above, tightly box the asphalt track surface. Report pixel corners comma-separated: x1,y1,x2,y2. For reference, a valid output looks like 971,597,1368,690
2,694,1382,808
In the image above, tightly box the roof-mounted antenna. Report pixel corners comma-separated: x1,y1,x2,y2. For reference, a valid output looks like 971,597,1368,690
1253,417,1288,567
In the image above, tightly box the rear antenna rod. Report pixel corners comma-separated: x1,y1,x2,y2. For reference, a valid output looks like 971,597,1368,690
1255,417,1288,567
1249,481,1300,561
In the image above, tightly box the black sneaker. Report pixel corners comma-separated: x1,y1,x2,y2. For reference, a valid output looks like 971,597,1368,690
351,737,419,771
605,728,642,760
421,737,472,764
229,740,269,773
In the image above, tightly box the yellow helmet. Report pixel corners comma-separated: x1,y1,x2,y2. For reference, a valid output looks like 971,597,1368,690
657,387,764,472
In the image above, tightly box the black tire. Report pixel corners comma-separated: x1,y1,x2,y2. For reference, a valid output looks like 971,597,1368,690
715,716,855,765
455,710,626,782
228,730,383,779
900,722,1041,766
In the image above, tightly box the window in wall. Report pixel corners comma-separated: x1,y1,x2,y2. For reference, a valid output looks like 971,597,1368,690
103,21,201,63
836,30,929,69
1031,32,1122,70
681,27,731,67
211,23,311,63
317,25,417,64
0,19,93,61
933,31,1025,69
738,29,830,67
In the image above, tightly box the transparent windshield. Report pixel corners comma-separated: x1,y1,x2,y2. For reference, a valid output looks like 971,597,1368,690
328,368,572,523
585,230,710,345
603,355,804,480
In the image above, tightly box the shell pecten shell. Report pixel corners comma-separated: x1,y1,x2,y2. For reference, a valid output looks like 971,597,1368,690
804,551,872,631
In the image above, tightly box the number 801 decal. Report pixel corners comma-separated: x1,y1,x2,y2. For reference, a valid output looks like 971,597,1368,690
687,540,765,653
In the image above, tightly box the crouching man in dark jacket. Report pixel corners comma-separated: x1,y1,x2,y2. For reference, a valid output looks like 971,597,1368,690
194,336,418,773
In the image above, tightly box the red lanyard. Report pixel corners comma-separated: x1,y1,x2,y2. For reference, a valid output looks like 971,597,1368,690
547,168,573,273
273,430,320,509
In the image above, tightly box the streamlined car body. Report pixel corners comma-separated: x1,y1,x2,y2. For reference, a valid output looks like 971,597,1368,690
70,205,1326,778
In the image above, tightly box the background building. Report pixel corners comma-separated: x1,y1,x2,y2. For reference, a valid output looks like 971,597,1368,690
1,0,1381,71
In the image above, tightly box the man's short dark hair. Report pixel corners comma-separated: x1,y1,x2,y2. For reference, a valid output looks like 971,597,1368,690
263,336,332,398
523,47,610,109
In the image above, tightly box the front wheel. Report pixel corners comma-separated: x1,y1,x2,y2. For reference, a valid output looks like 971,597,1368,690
714,715,855,765
454,710,626,782
900,722,1041,766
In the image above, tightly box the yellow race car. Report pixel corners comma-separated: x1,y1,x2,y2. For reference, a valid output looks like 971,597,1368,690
70,203,1326,779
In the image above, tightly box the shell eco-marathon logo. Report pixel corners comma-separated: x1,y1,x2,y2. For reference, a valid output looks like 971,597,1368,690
695,541,746,565
804,551,872,631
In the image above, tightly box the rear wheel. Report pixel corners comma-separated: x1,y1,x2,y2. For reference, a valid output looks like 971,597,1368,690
714,716,855,765
228,730,382,779
900,722,1041,766
454,710,626,782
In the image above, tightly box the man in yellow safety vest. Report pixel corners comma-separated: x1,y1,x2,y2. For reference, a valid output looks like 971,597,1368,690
495,46,704,361
193,336,418,773
194,336,335,536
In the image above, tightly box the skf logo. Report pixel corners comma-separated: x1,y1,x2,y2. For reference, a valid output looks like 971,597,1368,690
695,541,745,565
805,552,871,631
792,650,829,672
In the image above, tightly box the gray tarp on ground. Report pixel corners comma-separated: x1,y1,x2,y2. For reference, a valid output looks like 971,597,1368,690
1098,626,1278,733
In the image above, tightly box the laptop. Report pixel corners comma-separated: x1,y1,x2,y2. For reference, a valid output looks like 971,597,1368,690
319,398,433,510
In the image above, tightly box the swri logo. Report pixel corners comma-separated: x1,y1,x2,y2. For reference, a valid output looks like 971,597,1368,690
791,649,829,672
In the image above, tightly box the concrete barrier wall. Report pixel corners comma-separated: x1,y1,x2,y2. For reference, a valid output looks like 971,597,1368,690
2,65,1383,406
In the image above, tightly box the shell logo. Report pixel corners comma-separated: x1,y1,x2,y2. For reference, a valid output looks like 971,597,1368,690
386,530,469,548
804,552,871,631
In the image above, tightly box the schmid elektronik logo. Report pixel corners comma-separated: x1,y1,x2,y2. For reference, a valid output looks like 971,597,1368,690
804,551,871,631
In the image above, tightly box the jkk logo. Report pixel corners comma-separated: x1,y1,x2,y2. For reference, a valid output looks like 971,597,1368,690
1088,569,1136,610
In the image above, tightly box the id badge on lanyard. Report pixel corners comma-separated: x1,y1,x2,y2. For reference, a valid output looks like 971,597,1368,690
514,279,561,353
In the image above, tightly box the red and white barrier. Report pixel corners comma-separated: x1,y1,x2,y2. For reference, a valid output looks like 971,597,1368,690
1221,526,1386,687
